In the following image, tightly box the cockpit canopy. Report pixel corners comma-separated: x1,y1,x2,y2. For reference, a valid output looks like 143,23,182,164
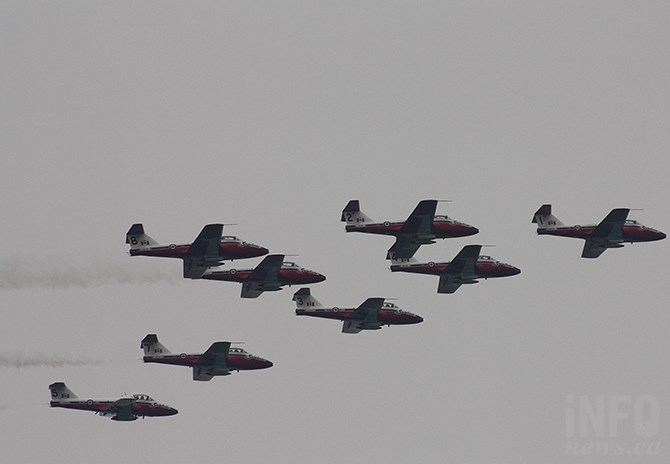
132,394,154,402
382,302,398,309
220,235,240,242
229,347,248,355
282,262,300,269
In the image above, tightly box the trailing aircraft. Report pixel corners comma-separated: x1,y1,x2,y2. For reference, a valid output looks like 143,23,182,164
202,254,326,298
293,288,423,333
341,199,478,259
125,223,268,278
390,245,520,294
532,205,666,258
141,334,273,381
48,382,177,421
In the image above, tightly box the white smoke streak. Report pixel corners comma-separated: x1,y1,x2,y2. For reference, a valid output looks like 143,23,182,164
0,353,103,368
0,258,181,290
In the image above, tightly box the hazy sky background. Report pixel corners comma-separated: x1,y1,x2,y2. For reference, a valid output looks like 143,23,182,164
1,2,669,463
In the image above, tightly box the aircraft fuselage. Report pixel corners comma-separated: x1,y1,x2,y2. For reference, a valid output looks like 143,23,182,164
537,224,666,242
345,219,478,238
129,242,268,260
202,268,326,285
143,353,273,371
296,307,423,325
50,399,177,417
390,258,520,278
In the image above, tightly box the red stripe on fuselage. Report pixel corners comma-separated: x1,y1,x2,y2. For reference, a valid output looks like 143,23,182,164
346,222,477,238
130,244,268,260
296,309,422,325
391,262,520,278
144,354,271,370
538,226,666,242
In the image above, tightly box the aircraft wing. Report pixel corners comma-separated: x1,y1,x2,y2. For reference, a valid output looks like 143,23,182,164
437,273,462,294
438,245,482,294
342,320,363,334
351,297,385,320
342,298,384,333
591,208,630,240
387,200,438,259
183,224,224,278
400,200,437,235
387,239,422,260
196,342,231,370
581,209,629,258
581,239,609,259
241,254,285,298
107,398,136,421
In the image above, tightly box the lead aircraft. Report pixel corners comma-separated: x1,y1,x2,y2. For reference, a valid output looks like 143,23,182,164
390,245,520,294
341,199,479,259
125,223,268,278
293,288,423,333
532,205,666,258
141,334,273,381
202,254,326,298
49,382,177,421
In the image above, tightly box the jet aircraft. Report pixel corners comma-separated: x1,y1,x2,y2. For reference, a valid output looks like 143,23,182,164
48,382,177,421
341,199,479,259
532,205,666,258
390,245,520,294
293,288,423,333
126,223,268,278
201,254,326,298
141,334,273,381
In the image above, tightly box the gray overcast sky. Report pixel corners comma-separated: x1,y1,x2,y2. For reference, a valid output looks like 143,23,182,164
1,2,669,463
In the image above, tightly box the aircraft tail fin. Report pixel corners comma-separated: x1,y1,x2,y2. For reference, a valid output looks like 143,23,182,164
140,334,171,356
532,204,563,228
292,288,324,309
126,223,159,250
49,382,77,401
341,200,373,225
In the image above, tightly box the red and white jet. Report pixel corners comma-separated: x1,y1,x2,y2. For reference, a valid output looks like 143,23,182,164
201,254,326,298
141,334,273,381
532,205,666,258
390,245,520,294
293,288,423,333
126,223,269,278
49,382,177,421
341,200,479,260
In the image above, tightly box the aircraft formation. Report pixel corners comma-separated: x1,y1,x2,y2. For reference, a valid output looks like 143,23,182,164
50,201,665,420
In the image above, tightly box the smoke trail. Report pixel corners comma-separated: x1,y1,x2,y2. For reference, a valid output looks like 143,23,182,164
0,257,182,290
0,353,104,369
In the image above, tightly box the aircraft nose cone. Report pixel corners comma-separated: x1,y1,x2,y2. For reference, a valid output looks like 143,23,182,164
255,246,270,257
657,231,667,241
509,266,521,276
166,407,178,416
263,359,274,369
312,272,326,283
414,315,424,324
